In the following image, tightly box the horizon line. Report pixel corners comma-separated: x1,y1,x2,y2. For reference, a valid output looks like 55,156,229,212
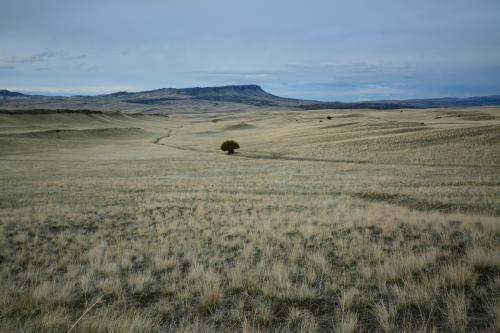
1,85,499,103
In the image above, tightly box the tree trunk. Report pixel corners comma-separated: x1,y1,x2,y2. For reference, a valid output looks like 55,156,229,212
227,149,234,155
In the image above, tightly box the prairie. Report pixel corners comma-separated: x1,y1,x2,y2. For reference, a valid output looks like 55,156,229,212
0,107,499,332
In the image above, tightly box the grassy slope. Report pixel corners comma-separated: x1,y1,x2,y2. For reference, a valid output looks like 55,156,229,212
0,107,499,332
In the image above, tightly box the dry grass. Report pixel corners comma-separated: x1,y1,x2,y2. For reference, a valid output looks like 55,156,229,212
0,107,499,332
446,292,468,333
442,263,477,289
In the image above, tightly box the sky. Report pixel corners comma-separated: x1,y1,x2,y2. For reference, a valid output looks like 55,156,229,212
1,0,499,101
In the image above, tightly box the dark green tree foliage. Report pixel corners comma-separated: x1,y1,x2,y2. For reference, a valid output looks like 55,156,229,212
220,140,240,155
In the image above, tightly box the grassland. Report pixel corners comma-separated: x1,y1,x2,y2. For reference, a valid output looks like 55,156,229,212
0,107,499,332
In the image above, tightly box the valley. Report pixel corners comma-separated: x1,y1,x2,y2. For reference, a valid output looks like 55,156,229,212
0,106,499,332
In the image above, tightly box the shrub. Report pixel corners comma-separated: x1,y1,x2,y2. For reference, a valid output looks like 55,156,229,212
220,140,240,155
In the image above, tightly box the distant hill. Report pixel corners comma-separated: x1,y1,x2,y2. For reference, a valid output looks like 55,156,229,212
371,95,500,108
0,90,26,97
300,95,500,110
1,85,499,113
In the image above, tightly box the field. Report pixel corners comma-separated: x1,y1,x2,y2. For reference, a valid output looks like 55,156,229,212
0,107,499,332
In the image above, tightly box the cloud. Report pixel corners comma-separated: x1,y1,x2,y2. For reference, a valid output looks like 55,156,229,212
203,67,283,75
0,50,63,64
34,62,96,72
272,82,402,101
0,50,86,65
196,62,422,100
201,67,283,82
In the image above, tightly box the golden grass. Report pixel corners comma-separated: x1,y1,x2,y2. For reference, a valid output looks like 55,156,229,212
446,292,468,333
0,107,499,332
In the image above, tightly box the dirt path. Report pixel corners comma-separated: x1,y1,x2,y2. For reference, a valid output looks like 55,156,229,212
152,129,171,144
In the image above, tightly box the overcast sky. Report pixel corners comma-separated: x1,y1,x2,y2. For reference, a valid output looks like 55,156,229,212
1,0,499,101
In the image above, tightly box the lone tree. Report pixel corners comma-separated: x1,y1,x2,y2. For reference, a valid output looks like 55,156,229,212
221,140,240,155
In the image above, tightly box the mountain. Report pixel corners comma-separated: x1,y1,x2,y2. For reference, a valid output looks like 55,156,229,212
161,84,282,99
0,85,309,112
1,85,499,113
120,85,296,107
0,90,26,97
